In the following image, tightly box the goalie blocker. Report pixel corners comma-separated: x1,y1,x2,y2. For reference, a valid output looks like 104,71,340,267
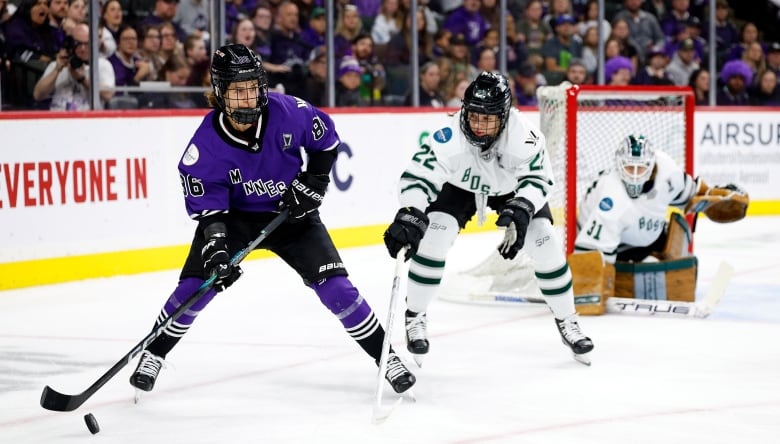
570,213,697,315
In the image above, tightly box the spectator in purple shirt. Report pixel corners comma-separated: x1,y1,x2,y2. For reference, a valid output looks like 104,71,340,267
703,0,738,67
3,0,59,63
353,0,382,21
300,6,325,49
334,4,363,62
108,25,153,88
47,0,68,47
269,1,310,98
659,0,691,40
442,0,488,48
725,22,760,63
249,4,273,60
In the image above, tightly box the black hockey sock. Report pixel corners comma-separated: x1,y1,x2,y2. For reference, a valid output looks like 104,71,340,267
355,325,391,362
145,331,182,359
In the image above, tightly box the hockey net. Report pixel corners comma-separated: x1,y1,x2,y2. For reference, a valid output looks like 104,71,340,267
439,84,695,305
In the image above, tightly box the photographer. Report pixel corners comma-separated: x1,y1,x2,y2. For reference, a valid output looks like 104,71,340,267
33,23,115,110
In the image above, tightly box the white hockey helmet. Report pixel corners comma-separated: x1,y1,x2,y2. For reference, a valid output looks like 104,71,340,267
615,134,656,198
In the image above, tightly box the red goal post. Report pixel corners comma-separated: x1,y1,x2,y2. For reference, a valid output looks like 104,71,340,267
537,83,695,254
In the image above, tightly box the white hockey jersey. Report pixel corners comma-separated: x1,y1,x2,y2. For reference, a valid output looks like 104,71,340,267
398,108,554,223
574,150,696,263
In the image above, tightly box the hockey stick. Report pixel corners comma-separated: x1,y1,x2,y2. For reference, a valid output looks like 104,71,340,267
445,291,546,305
443,262,735,319
606,261,734,318
371,247,408,424
40,209,290,412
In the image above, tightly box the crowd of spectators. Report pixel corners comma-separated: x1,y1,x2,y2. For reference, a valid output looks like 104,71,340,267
1,0,779,111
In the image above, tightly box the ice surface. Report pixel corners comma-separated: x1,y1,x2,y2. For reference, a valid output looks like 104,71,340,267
1,217,779,444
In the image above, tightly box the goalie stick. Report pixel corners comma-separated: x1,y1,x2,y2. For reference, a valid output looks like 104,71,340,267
442,261,735,319
606,261,734,318
371,247,410,424
40,209,290,412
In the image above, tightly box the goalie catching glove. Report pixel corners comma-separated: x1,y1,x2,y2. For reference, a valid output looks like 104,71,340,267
496,197,534,260
201,222,243,292
280,172,330,221
685,182,749,223
384,207,429,261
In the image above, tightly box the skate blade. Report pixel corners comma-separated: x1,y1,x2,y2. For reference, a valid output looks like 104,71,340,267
133,388,144,404
573,353,591,366
412,354,425,368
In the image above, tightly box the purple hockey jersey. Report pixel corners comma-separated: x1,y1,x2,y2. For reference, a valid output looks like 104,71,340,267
178,92,340,219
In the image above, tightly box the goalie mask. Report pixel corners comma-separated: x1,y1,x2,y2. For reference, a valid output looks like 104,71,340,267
616,135,656,198
211,44,269,125
460,72,513,155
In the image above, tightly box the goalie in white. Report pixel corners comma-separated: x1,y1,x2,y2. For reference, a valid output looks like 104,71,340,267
383,72,594,365
574,134,697,262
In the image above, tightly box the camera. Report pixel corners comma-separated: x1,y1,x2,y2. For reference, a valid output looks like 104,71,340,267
62,36,86,69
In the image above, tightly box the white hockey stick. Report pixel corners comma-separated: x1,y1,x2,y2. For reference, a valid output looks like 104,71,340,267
371,247,409,424
606,261,734,318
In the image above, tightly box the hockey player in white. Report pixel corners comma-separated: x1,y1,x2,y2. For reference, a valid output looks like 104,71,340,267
383,72,594,365
574,134,698,263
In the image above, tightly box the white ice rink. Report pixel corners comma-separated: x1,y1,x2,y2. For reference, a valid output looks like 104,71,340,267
1,216,779,444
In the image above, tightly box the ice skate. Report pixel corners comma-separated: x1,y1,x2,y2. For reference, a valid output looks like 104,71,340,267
555,314,594,366
130,351,165,402
380,352,416,394
405,310,429,367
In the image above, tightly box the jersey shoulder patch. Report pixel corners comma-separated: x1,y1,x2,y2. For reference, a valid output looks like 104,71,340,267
182,143,200,166
433,127,453,144
598,197,614,211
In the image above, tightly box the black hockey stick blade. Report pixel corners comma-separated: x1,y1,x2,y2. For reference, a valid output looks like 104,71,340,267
40,210,289,412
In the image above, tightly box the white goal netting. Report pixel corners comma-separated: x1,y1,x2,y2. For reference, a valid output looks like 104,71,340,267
440,84,695,304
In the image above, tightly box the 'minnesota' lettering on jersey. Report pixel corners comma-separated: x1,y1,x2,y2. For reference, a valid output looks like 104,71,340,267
178,92,339,217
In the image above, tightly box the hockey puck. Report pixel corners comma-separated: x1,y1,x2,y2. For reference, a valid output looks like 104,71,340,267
84,413,100,434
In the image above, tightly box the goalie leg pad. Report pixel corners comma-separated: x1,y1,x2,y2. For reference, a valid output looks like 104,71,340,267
655,212,693,260
407,211,460,313
614,257,698,302
568,251,615,316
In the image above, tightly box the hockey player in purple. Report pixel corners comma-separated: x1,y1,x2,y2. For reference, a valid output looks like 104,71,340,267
129,44,415,396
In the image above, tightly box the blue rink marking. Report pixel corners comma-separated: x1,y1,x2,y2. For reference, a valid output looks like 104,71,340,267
706,283,780,323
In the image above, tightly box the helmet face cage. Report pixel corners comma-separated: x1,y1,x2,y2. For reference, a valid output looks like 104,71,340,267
616,134,656,198
210,44,269,125
459,72,513,153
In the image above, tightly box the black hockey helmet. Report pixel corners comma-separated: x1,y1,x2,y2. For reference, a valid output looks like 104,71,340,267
460,71,513,151
210,44,269,124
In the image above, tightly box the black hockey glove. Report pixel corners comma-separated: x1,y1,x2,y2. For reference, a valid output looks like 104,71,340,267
496,197,534,260
280,172,329,221
384,207,429,261
201,223,243,292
